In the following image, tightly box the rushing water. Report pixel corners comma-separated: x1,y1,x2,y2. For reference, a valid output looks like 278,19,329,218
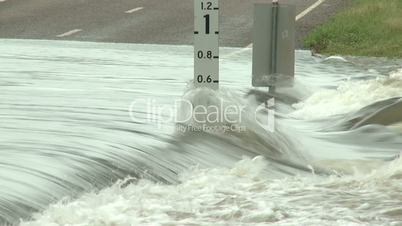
1,39,402,226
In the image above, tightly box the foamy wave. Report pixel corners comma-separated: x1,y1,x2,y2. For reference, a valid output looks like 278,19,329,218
20,156,402,226
21,157,284,226
290,77,402,120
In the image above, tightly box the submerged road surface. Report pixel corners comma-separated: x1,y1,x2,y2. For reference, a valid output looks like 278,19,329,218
0,0,349,47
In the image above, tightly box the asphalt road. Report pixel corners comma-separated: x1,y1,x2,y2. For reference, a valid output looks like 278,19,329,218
0,0,350,48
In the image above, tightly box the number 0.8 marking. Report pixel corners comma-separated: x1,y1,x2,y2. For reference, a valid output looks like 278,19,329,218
197,50,213,59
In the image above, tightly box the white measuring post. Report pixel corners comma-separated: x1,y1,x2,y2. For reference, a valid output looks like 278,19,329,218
194,0,220,90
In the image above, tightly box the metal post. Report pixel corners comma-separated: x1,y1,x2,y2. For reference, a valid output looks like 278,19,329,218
252,0,295,88
269,0,279,94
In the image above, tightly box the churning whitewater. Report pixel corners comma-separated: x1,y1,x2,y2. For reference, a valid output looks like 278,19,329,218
1,39,402,226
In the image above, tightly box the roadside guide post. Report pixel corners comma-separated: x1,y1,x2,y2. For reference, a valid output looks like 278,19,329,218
252,0,296,95
194,0,220,90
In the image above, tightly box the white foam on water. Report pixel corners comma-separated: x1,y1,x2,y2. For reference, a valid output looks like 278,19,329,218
290,76,402,120
390,68,402,80
322,55,349,63
20,157,402,226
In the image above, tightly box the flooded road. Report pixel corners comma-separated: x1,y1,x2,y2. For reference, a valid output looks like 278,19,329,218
1,39,402,226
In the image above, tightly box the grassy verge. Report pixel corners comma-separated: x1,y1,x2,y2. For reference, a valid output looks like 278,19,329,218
304,0,402,58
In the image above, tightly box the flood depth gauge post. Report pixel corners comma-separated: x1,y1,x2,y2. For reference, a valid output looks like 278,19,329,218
194,0,220,90
252,1,295,94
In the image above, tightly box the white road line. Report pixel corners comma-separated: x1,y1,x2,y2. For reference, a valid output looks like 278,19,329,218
0,0,7,2
242,0,327,50
125,7,144,14
296,0,326,21
56,29,83,38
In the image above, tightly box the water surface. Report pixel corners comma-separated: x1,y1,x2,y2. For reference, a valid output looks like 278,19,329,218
0,39,402,226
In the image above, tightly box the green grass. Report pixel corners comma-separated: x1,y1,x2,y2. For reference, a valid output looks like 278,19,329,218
304,0,402,58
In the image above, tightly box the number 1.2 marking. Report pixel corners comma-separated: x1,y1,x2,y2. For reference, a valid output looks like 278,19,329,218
201,2,212,10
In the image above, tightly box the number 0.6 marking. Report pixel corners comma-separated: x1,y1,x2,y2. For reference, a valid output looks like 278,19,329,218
197,75,213,83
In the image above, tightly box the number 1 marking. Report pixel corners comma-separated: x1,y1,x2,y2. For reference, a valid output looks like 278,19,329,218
204,14,210,34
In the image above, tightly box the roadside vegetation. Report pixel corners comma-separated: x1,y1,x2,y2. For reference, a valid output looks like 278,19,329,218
304,0,402,58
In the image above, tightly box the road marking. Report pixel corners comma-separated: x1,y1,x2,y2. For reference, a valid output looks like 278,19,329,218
125,7,144,14
296,0,326,21
56,29,83,38
0,0,7,2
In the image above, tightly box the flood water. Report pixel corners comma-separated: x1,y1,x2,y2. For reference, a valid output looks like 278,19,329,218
1,39,402,226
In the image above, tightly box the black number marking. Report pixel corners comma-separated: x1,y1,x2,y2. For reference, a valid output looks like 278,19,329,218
206,75,212,83
207,51,212,58
204,14,210,34
201,2,213,10
197,51,213,59
197,51,203,59
196,75,213,83
197,75,203,83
